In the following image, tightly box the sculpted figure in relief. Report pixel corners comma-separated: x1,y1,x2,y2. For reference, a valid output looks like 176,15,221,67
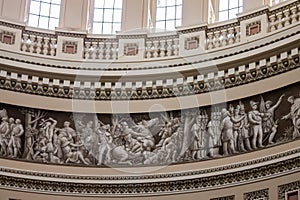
7,119,24,157
248,100,265,149
206,120,215,157
190,115,203,160
230,106,245,151
239,103,252,151
220,108,237,155
261,94,285,144
0,116,9,156
282,95,300,139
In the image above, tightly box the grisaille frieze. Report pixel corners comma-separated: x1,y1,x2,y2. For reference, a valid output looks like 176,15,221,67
0,83,299,167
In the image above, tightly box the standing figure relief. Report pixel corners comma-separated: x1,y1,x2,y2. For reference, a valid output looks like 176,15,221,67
0,86,298,166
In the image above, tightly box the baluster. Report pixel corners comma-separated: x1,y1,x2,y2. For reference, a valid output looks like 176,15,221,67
43,37,50,55
153,40,159,58
84,41,91,59
166,39,173,56
214,31,220,48
105,42,111,60
235,26,240,43
112,42,118,60
207,32,214,50
221,29,228,46
269,14,277,31
29,35,36,53
290,6,298,24
228,27,235,45
146,41,152,58
92,42,98,59
276,12,283,29
36,36,42,54
283,9,291,27
173,38,179,56
99,42,104,59
50,38,56,56
21,34,29,52
160,40,166,57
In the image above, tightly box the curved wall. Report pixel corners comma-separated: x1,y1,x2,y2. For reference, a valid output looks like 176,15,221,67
0,1,299,199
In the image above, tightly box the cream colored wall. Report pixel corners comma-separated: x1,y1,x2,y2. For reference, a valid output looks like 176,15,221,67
243,0,264,12
59,0,88,31
121,0,148,32
0,0,26,22
182,0,209,26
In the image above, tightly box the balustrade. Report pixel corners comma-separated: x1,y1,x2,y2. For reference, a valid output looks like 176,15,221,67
206,23,240,50
84,39,118,60
144,37,179,59
0,0,297,62
20,32,56,56
269,2,299,32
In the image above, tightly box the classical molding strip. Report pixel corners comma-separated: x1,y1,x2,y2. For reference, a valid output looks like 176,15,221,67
0,155,299,197
244,188,269,200
278,180,300,200
0,46,299,100
210,195,235,200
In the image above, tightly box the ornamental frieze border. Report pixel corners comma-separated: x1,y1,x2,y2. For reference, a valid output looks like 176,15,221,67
0,156,299,196
278,180,300,200
243,188,269,200
0,46,298,101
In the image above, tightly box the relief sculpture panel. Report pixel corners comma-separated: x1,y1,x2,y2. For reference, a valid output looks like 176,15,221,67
0,83,299,167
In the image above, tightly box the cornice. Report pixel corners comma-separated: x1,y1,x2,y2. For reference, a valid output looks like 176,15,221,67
0,44,298,101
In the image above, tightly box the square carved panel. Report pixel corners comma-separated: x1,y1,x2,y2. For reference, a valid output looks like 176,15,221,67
62,41,78,54
185,36,199,50
124,43,138,56
246,21,262,36
0,31,15,45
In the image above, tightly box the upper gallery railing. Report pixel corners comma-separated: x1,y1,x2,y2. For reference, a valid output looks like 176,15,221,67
0,0,298,64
